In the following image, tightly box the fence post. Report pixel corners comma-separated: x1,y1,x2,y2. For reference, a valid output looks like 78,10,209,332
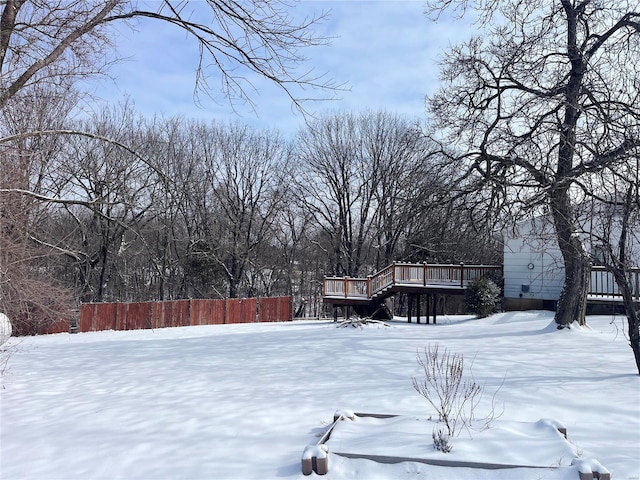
423,262,427,286
460,262,465,288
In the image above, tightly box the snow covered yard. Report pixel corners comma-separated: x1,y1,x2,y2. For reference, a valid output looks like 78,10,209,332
1,311,638,479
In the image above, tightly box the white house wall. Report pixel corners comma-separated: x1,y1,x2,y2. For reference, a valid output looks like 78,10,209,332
504,234,565,303
504,205,640,309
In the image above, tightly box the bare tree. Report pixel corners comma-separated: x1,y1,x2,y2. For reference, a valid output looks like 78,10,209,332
404,195,502,265
44,102,155,302
0,168,75,335
0,80,79,333
296,111,425,276
365,115,437,268
270,198,321,312
426,1,640,326
603,189,640,375
294,110,489,277
585,162,640,374
0,0,336,230
295,112,378,276
0,0,336,114
36,115,296,303
0,1,336,331
135,116,205,300
191,122,290,298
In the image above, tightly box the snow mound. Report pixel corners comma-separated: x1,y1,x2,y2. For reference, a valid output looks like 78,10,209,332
326,415,579,468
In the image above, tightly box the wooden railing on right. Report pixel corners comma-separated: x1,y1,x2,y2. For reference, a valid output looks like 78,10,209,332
589,266,640,302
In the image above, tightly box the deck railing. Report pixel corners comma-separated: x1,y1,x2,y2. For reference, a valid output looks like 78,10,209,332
378,262,502,295
589,266,640,301
323,277,369,299
323,263,503,300
324,263,640,303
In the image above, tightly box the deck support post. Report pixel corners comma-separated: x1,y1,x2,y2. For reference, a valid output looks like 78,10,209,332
416,294,421,324
333,306,338,322
425,294,430,324
407,294,413,323
432,294,437,324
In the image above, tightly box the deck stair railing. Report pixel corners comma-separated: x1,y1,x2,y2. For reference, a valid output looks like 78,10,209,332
323,262,503,300
369,264,394,295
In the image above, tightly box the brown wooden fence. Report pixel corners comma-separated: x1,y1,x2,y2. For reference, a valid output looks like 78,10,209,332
37,319,72,335
77,296,292,333
259,296,293,322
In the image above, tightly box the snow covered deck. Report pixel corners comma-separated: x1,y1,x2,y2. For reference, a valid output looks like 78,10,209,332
324,263,639,311
323,262,503,304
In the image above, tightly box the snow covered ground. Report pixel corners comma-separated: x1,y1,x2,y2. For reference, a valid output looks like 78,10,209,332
1,311,639,479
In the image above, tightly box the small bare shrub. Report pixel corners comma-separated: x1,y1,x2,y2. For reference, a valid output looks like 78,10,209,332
412,344,501,451
432,427,452,453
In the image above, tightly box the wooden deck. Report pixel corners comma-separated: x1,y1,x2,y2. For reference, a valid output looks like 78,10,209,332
323,262,502,304
323,262,502,322
323,263,639,320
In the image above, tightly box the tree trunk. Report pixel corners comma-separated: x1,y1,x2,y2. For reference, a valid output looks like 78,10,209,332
551,2,591,327
627,312,640,375
612,272,640,375
550,188,590,327
610,187,640,375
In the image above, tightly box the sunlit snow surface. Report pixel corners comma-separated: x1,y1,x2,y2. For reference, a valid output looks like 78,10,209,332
1,311,639,479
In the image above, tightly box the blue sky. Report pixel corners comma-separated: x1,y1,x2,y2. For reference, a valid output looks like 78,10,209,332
87,1,475,136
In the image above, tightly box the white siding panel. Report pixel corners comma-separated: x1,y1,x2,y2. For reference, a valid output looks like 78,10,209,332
504,211,640,304
504,230,564,301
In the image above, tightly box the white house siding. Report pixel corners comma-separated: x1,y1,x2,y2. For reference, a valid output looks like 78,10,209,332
503,206,640,310
503,218,567,309
503,236,565,309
